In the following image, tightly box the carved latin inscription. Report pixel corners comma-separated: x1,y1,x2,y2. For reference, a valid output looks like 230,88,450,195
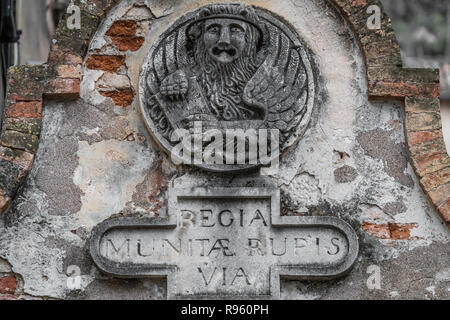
90,188,359,299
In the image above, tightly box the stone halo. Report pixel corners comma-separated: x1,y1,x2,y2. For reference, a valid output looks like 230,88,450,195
139,3,316,172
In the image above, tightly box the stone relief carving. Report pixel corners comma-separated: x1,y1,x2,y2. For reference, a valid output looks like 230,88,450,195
140,3,316,171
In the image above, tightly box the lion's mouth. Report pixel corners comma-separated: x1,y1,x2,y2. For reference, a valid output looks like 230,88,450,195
212,46,237,57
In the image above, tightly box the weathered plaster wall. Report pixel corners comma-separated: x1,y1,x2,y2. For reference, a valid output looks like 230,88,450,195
0,0,448,300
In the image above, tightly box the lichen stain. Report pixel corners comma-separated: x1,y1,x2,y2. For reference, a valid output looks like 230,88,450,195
73,139,155,229
357,128,414,188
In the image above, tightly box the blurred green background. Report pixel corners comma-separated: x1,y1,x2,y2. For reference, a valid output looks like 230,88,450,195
382,0,450,58
381,0,450,149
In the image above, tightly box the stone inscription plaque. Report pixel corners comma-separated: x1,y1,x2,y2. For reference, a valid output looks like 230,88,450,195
90,188,359,299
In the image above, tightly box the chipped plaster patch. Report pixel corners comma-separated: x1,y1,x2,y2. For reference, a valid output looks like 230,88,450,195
282,173,322,212
74,140,156,229
81,70,105,106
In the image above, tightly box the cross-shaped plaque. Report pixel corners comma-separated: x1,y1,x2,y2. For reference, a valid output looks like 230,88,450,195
90,187,359,299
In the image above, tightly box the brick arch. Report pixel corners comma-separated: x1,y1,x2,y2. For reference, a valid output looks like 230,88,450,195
0,0,448,226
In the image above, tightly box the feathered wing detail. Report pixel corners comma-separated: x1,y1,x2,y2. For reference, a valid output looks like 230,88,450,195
146,29,186,96
243,23,308,145
145,29,187,141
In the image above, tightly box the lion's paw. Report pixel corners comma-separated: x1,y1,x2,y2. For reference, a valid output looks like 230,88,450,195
160,70,189,101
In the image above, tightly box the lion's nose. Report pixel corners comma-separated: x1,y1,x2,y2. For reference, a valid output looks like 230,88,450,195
218,29,231,46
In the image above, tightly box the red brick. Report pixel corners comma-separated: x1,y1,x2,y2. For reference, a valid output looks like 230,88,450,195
111,36,145,52
362,223,390,239
438,199,450,224
407,130,443,145
414,153,450,177
99,90,134,107
0,277,16,294
86,55,126,72
420,167,450,191
362,222,418,240
363,40,402,67
428,183,450,207
352,0,367,6
106,20,137,37
48,45,83,65
45,78,80,99
369,68,440,84
405,113,442,132
409,138,447,159
405,97,440,113
6,101,42,118
389,223,418,240
369,82,440,99
56,65,82,79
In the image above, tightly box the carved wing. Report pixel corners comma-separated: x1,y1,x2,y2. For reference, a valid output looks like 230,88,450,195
144,29,189,141
243,24,308,144
146,29,189,96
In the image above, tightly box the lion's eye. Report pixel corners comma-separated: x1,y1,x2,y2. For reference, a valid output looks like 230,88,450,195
230,26,244,33
208,26,220,33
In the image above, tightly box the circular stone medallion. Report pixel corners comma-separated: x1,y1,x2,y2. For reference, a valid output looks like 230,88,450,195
139,3,316,172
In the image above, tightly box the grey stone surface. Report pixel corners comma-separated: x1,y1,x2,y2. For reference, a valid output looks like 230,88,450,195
282,242,450,300
0,0,448,300
90,185,358,299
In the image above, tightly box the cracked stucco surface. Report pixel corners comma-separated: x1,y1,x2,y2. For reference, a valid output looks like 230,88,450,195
0,0,448,300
